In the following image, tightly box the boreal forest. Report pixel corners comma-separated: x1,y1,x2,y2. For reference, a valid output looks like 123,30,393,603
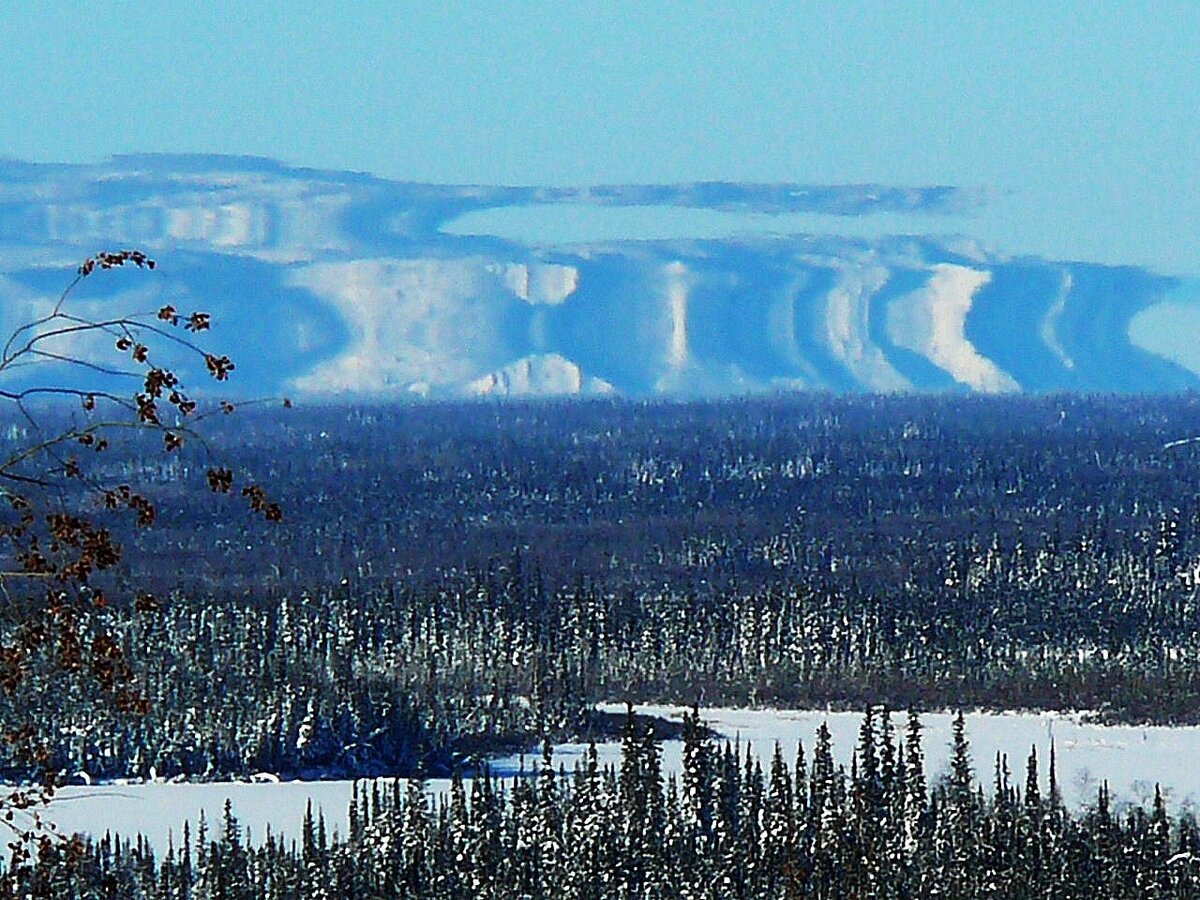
7,392,1200,896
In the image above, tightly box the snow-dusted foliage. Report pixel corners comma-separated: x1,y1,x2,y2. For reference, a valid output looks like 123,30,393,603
9,709,1200,897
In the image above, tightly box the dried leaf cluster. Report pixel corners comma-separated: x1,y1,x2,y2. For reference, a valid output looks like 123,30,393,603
0,252,286,856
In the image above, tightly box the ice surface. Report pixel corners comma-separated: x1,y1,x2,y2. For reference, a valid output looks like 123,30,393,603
607,706,1200,813
29,706,1200,857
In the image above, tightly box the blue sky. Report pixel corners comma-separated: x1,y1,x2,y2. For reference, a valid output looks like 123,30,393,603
3,2,1199,273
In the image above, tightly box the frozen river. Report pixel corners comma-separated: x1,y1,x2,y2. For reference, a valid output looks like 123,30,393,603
29,706,1200,855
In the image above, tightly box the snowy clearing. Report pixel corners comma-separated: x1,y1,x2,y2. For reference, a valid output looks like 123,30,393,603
29,706,1200,856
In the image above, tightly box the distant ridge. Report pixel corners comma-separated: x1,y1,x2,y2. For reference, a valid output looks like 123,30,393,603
0,155,1189,399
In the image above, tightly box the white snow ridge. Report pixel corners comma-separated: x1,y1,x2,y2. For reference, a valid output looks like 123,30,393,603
887,264,1019,393
467,354,614,397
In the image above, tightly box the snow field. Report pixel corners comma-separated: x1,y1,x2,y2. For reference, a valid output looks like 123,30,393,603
32,706,1200,857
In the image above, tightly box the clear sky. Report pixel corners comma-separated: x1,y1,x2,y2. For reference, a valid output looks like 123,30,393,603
3,2,1199,273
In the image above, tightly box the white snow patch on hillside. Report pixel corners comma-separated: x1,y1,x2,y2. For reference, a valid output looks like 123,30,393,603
467,353,614,397
493,262,580,305
35,177,354,262
1039,270,1076,370
665,261,690,368
823,264,911,391
286,258,527,395
165,203,262,247
887,264,1018,392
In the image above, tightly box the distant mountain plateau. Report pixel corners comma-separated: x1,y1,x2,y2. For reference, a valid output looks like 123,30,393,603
0,154,1194,399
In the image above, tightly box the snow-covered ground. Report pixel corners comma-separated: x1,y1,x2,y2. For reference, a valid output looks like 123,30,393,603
601,706,1200,812
29,706,1200,856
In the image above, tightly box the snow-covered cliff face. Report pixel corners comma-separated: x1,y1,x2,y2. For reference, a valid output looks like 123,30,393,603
0,155,1191,399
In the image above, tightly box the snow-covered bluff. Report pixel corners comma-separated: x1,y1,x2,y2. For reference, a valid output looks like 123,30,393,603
0,155,1192,399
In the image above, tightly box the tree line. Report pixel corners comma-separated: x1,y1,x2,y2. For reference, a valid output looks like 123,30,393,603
7,394,1200,780
6,708,1200,898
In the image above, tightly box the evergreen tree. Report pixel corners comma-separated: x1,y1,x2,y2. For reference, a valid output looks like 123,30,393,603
902,709,927,857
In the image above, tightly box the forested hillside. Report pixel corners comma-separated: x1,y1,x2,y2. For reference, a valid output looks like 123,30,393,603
5,394,1200,782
